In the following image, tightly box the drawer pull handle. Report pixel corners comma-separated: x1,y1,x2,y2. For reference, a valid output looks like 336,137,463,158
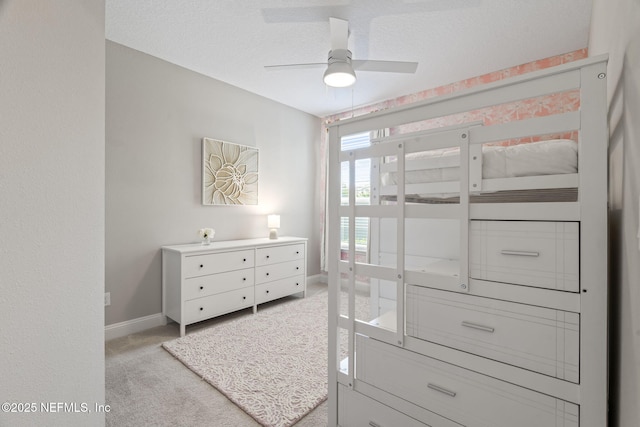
296,251,299,254
266,272,270,276
243,296,246,300
243,258,247,262
427,383,457,397
461,321,495,333
199,307,203,311
266,255,270,259
243,278,246,281
266,290,270,294
500,250,539,257
199,264,204,268
369,422,381,427
199,286,204,290
296,267,299,270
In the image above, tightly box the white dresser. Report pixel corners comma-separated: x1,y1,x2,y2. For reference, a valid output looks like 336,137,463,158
162,237,307,336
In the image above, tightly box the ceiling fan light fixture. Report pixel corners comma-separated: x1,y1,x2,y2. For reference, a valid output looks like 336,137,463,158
323,48,356,88
323,62,356,87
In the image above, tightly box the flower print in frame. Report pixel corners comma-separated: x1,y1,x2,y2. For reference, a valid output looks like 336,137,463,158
202,138,259,205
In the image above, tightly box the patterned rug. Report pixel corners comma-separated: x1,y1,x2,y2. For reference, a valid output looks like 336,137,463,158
162,291,333,427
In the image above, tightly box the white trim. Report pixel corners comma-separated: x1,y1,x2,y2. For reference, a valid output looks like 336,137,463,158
307,273,328,285
105,313,166,341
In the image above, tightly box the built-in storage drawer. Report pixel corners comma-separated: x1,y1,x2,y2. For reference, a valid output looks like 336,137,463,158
256,243,305,266
184,288,254,324
405,285,579,382
184,249,255,278
255,275,305,305
337,384,456,427
470,221,579,292
356,335,579,427
255,259,304,284
183,268,255,300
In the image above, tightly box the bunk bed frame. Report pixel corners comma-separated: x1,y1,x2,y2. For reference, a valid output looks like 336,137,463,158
327,55,608,427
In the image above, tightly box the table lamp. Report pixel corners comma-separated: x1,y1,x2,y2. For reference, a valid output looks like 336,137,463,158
267,214,280,239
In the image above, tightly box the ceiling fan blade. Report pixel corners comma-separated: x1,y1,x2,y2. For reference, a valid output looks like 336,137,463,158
264,63,326,70
329,17,349,50
352,60,418,73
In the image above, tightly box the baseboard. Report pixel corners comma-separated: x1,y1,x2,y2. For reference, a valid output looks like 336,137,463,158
105,313,165,341
307,273,328,285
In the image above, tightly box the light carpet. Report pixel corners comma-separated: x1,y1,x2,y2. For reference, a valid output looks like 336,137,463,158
162,291,332,427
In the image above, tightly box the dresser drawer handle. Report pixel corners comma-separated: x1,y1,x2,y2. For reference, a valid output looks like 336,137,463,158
369,422,381,427
296,251,299,254
266,290,270,294
296,267,299,270
243,278,247,281
427,383,457,397
243,296,246,300
199,264,204,268
461,321,495,333
199,307,203,311
266,255,270,259
199,286,204,290
243,258,247,262
500,250,539,257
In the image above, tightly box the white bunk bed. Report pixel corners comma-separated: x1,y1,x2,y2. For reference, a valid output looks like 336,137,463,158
328,55,608,427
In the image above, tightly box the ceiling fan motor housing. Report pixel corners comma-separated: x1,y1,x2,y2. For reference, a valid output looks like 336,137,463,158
327,48,352,65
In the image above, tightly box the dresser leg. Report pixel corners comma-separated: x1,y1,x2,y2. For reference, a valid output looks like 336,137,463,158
253,304,257,314
180,324,185,337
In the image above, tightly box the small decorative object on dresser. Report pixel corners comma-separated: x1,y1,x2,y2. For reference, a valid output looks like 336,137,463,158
198,228,214,245
162,236,307,336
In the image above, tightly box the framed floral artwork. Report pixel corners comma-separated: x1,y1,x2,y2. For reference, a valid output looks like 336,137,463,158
202,138,259,205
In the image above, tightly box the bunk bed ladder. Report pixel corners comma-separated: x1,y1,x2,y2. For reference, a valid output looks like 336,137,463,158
395,142,406,345
459,130,471,293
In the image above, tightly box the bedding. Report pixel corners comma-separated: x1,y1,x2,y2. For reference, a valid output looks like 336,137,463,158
381,139,578,186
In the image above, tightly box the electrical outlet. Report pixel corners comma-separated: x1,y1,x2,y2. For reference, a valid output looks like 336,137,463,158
104,292,111,307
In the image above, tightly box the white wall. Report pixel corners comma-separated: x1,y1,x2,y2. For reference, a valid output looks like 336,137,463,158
105,41,322,326
589,0,640,425
0,1,106,426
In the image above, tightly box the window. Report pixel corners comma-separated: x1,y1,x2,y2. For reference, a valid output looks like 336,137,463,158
340,132,371,251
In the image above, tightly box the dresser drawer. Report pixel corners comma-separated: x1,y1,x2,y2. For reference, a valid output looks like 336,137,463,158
338,385,454,427
256,243,305,266
405,285,579,382
470,221,579,292
255,275,305,305
356,335,579,427
184,268,255,300
255,259,304,284
184,288,254,324
184,249,255,278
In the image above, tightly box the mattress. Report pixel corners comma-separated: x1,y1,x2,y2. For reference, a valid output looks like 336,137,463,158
381,139,578,187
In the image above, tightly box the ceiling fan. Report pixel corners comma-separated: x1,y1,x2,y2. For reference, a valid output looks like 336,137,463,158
265,17,418,88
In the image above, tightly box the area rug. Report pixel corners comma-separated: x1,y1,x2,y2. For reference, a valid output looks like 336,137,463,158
162,291,334,427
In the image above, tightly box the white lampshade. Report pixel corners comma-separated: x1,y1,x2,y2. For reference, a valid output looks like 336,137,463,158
268,215,280,239
323,61,356,88
267,215,280,229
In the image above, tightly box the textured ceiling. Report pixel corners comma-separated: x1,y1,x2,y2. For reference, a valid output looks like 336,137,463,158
105,0,593,118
